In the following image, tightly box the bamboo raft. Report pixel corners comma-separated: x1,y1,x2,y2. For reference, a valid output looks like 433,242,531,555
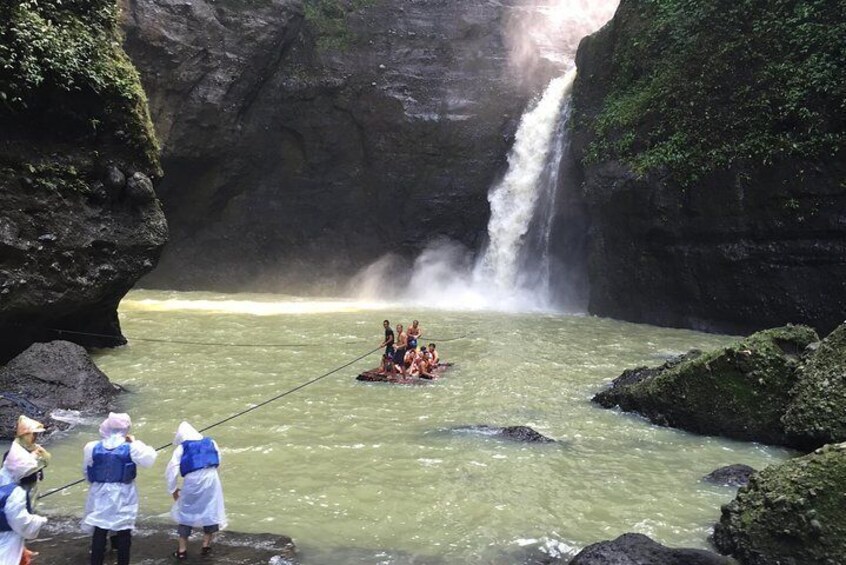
356,363,452,384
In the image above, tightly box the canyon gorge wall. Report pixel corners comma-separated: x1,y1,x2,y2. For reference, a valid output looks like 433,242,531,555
571,0,846,334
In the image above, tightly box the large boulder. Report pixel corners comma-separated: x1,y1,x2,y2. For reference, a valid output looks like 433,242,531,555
0,341,119,439
593,326,819,446
569,533,732,565
713,444,846,565
0,0,168,362
783,323,846,450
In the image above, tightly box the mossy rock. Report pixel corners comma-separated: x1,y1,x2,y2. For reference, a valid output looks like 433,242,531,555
713,444,846,564
783,323,846,450
593,325,819,445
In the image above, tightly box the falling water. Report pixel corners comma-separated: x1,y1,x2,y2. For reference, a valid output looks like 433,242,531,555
348,70,578,312
473,69,575,305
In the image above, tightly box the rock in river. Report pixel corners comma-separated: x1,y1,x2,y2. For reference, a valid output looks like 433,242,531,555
782,322,846,450
569,533,732,565
703,464,757,488
713,443,846,564
0,341,120,439
451,425,556,443
592,325,819,446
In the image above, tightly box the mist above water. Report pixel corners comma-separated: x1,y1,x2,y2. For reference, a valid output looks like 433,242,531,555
348,1,619,313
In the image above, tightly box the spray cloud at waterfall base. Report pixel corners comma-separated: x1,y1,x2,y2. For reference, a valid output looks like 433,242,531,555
349,71,580,313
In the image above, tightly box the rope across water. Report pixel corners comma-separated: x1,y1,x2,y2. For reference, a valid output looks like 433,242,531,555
36,331,467,499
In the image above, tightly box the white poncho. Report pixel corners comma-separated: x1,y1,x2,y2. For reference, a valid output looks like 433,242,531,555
0,443,46,565
81,413,157,532
165,422,227,529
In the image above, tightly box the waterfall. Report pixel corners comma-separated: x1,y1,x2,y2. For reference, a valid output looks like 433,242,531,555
473,70,575,306
348,71,579,312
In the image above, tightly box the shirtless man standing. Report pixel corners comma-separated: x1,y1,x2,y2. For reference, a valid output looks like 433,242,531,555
407,320,422,350
393,324,408,376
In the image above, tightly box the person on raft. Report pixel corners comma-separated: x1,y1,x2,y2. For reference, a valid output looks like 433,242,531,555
407,320,423,350
166,421,227,560
380,320,395,357
82,412,157,565
427,343,439,366
0,442,48,565
393,324,409,376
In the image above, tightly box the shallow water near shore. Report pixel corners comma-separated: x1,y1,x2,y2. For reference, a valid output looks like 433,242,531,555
32,289,791,563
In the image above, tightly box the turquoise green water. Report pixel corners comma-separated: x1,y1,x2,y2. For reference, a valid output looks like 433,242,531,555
34,290,791,562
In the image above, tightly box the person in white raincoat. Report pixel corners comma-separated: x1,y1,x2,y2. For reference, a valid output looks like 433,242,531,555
82,412,157,565
0,442,47,565
166,421,226,560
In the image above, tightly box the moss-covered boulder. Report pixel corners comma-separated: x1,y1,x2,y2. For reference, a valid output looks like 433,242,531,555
713,444,846,564
593,325,819,445
783,323,846,450
0,0,167,361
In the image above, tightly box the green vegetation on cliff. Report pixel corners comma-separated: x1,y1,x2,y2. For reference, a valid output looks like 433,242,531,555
714,444,846,563
0,0,159,173
583,0,845,184
303,0,373,51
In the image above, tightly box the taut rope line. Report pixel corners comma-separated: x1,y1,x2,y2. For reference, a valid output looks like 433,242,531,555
37,344,383,499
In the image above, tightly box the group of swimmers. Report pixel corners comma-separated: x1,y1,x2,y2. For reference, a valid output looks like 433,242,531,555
378,319,441,379
0,414,225,564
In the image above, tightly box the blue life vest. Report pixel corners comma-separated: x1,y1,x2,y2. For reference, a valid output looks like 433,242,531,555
87,442,137,484
180,437,220,477
0,483,31,532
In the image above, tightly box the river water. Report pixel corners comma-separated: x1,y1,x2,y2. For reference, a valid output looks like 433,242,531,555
35,289,791,563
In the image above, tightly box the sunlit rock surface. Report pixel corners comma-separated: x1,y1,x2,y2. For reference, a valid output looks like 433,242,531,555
122,0,557,292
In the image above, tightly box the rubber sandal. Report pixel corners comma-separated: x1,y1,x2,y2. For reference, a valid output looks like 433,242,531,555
173,550,187,560
201,546,212,556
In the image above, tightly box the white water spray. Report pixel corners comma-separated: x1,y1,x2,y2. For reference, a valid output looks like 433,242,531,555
348,72,577,311
347,1,619,311
475,70,575,298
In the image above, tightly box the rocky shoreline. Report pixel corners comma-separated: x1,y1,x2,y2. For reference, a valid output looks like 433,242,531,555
31,516,297,564
592,322,846,563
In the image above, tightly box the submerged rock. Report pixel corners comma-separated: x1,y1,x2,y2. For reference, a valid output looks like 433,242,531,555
451,425,556,443
593,325,818,446
782,323,846,450
569,533,731,564
32,516,298,564
0,341,120,439
703,464,757,488
713,444,846,564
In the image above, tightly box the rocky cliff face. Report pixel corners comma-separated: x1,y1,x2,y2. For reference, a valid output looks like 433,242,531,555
570,0,846,335
120,0,558,292
0,0,167,362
